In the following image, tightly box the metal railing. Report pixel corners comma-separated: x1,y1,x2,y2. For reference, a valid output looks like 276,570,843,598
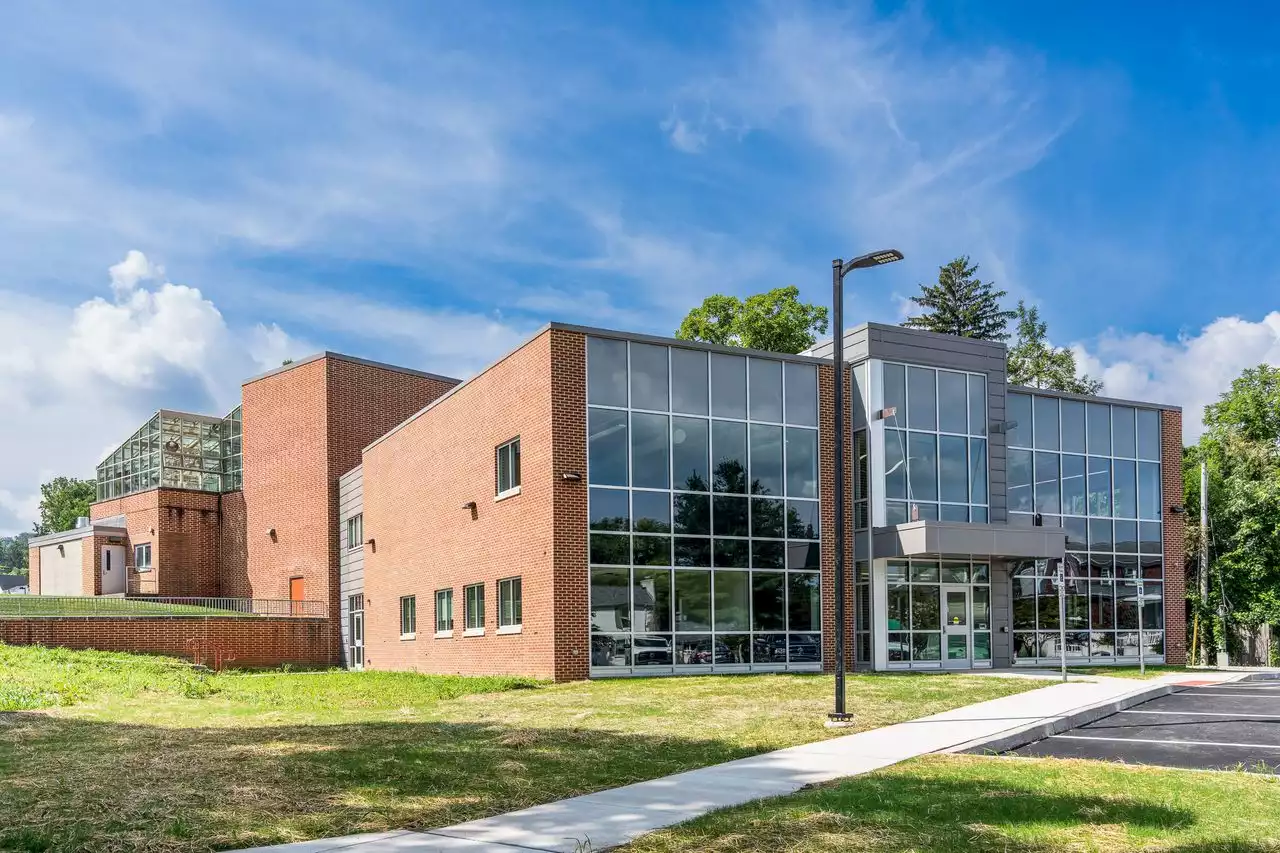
0,595,327,618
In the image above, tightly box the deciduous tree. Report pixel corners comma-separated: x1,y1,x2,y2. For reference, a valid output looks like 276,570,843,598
676,286,828,354
1006,301,1102,394
33,477,97,536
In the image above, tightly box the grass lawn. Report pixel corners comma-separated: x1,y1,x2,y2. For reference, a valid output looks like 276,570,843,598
621,754,1280,853
0,644,1043,853
0,597,238,617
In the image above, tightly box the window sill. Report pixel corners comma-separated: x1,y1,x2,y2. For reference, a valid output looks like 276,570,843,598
497,624,523,635
347,546,364,553
494,486,522,503
434,629,453,639
135,568,153,574
463,627,485,637
400,633,416,641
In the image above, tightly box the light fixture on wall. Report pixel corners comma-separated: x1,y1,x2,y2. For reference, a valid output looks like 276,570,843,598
989,420,1019,435
1169,505,1187,515
266,527,277,542
462,501,477,511
561,472,583,481
365,537,376,552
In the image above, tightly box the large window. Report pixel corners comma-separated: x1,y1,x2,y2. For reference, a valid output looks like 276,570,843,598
881,363,989,524
400,595,416,638
96,407,243,500
1008,394,1164,663
587,336,823,673
465,583,485,631
499,577,522,628
435,589,453,633
496,438,521,496
133,543,152,572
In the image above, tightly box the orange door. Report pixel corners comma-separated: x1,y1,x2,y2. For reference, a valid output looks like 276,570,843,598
289,577,305,614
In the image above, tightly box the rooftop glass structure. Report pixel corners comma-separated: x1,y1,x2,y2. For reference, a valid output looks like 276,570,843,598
95,406,243,501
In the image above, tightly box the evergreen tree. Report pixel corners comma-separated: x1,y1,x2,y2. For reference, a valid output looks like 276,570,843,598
1006,301,1102,394
902,256,1015,340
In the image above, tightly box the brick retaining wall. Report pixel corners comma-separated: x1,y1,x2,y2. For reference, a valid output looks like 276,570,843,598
0,617,331,668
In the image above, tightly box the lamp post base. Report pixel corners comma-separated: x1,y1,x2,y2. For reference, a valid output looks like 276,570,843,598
825,712,856,728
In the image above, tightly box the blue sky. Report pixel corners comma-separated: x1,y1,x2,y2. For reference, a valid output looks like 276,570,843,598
2,0,1279,534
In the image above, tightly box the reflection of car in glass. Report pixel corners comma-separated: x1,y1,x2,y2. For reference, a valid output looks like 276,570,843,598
633,636,672,665
788,637,820,662
591,636,626,667
752,635,787,663
714,640,748,664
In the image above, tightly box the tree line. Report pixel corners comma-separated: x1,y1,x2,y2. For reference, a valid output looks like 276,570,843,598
675,255,1100,393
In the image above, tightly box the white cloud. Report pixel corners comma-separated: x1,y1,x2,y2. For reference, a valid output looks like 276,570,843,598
0,252,310,535
1076,313,1280,440
661,110,708,154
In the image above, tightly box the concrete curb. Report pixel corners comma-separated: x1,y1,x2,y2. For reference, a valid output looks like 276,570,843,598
946,674,1252,756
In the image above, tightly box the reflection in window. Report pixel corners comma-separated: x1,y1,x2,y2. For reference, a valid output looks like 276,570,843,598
587,337,823,673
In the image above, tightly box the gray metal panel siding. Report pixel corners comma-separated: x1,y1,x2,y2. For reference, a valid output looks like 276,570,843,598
808,326,870,362
987,370,1008,525
338,466,364,667
991,559,1012,667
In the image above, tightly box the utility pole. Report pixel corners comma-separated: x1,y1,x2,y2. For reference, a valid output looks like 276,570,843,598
1200,461,1210,667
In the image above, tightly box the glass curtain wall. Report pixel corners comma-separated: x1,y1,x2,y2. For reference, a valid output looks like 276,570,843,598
587,336,823,674
96,407,244,500
1007,394,1164,663
886,558,992,668
881,363,989,524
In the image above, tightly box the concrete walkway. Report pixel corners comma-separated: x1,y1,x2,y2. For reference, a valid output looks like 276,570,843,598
240,672,1244,853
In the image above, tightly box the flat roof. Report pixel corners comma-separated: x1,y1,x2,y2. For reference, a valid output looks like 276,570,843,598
805,321,1009,359
243,351,460,387
29,523,128,548
366,322,830,454
1008,384,1181,413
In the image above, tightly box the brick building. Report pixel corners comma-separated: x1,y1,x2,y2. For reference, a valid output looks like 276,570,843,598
28,322,1186,676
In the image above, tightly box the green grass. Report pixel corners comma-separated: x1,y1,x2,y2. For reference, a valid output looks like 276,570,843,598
0,644,1042,852
622,754,1280,853
0,596,235,617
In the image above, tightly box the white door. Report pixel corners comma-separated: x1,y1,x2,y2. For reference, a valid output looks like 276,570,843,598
101,545,126,595
941,585,971,669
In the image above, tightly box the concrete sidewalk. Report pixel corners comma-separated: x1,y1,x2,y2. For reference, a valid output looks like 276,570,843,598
240,672,1242,853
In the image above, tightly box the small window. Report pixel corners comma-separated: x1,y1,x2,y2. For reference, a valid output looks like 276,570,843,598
435,589,454,632
134,543,152,572
465,583,485,630
499,577,522,627
496,438,521,496
346,514,364,551
400,595,417,638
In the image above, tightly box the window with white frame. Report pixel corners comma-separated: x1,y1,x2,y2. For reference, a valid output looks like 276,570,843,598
881,362,989,524
400,595,416,637
496,438,521,496
465,583,485,630
435,589,453,632
499,577,522,627
134,543,152,572
346,513,363,551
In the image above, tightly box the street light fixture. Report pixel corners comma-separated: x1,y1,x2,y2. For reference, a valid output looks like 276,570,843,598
830,248,903,726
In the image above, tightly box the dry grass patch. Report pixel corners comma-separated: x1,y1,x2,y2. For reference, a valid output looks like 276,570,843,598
0,644,1042,852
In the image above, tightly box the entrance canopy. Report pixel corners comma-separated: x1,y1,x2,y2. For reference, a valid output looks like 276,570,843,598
868,520,1066,561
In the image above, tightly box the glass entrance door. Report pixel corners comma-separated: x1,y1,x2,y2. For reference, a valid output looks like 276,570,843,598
942,585,970,669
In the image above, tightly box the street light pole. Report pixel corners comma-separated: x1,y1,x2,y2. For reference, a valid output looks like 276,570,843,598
829,249,903,726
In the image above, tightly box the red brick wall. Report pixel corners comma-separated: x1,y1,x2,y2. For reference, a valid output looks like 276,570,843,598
28,547,40,595
0,617,330,668
90,489,221,596
219,490,249,598
549,330,589,681
819,362,853,675
242,356,457,662
1161,409,1187,665
362,330,559,679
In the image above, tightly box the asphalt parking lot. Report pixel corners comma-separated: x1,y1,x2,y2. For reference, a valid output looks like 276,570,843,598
1007,679,1280,774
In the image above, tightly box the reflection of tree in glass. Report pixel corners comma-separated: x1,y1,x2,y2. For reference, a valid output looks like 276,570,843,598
681,471,709,492
753,498,785,538
592,516,629,532
786,505,817,539
674,493,710,535
635,518,671,534
712,458,768,495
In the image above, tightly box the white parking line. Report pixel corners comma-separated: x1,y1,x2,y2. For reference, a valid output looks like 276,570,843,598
1119,709,1280,719
1052,734,1280,750
1172,692,1280,698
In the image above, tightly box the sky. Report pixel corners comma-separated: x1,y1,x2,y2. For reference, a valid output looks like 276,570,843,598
2,0,1280,535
